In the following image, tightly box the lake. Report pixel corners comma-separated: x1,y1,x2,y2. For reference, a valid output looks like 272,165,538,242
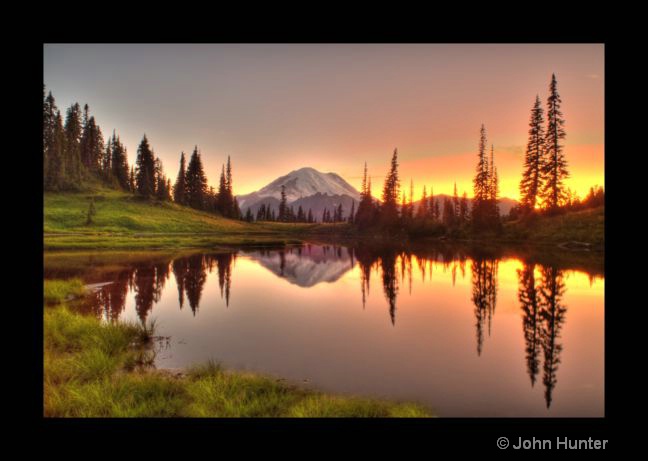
44,242,604,417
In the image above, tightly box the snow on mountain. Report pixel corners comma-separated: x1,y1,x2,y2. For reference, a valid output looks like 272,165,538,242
237,167,361,210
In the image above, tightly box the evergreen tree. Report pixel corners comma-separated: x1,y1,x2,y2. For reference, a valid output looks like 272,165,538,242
154,158,170,201
185,146,208,210
541,74,568,212
472,124,489,230
430,187,438,221
442,196,455,227
355,163,375,229
256,204,266,221
43,91,65,190
453,182,460,220
489,145,500,224
417,186,428,220
433,196,441,221
216,165,228,215
232,198,242,220
111,133,130,190
64,102,83,186
297,205,305,222
520,95,545,212
135,135,156,197
103,136,112,181
278,185,288,221
381,149,401,227
226,155,235,216
307,208,314,223
80,105,103,172
244,208,253,222
173,152,187,205
460,192,469,223
336,203,344,223
129,166,135,192
348,200,355,223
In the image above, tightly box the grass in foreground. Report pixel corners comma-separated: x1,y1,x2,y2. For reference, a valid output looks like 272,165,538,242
44,279,432,417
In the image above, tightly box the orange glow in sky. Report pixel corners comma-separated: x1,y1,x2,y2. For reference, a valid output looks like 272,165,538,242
44,44,604,200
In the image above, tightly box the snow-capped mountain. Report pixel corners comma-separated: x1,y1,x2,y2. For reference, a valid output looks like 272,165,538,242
237,167,361,219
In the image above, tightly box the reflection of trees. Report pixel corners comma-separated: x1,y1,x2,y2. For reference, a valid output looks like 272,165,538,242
215,253,235,307
90,270,132,321
382,251,399,325
517,263,567,409
82,252,237,321
183,255,208,315
517,264,542,387
538,266,567,409
175,253,236,314
471,257,498,356
133,261,169,324
355,248,374,310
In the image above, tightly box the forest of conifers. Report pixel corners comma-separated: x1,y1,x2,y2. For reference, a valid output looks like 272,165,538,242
43,73,604,234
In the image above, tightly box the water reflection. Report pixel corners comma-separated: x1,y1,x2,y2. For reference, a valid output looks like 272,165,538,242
45,243,602,415
248,245,353,287
517,264,568,408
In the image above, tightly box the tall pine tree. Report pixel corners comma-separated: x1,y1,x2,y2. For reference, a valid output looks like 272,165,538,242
472,124,489,230
520,95,545,212
135,135,156,197
185,146,208,210
381,149,400,227
541,74,568,212
173,152,187,205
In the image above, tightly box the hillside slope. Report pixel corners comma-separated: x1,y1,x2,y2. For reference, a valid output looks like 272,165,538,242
43,187,353,250
45,189,252,234
503,206,604,247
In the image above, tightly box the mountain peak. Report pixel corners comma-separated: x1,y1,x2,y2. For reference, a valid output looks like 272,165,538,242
237,167,361,209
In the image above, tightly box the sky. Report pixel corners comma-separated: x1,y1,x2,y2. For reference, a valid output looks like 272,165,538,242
43,44,604,200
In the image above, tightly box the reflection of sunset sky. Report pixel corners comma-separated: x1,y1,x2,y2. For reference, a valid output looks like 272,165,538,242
44,44,603,200
49,246,604,416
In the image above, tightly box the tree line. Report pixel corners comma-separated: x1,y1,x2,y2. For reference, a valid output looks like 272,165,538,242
245,184,350,224
43,86,241,219
351,74,604,235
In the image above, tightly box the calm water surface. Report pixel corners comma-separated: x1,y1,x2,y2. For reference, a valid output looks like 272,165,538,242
44,243,604,417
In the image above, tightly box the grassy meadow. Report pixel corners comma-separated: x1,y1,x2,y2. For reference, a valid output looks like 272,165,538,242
44,186,353,250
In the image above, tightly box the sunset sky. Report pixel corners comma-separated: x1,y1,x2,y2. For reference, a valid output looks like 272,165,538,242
43,44,604,200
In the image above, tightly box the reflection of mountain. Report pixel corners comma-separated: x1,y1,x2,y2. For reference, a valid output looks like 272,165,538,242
246,246,355,287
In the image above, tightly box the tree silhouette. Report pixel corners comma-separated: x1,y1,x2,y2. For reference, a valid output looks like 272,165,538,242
471,256,498,356
541,74,569,212
517,263,542,387
173,152,187,205
278,185,288,221
381,149,401,228
538,265,567,408
135,135,156,197
185,146,208,210
520,95,546,212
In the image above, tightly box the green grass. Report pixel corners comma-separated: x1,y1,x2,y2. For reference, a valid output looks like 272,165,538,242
502,206,604,247
44,279,432,418
44,187,353,250
44,278,86,304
